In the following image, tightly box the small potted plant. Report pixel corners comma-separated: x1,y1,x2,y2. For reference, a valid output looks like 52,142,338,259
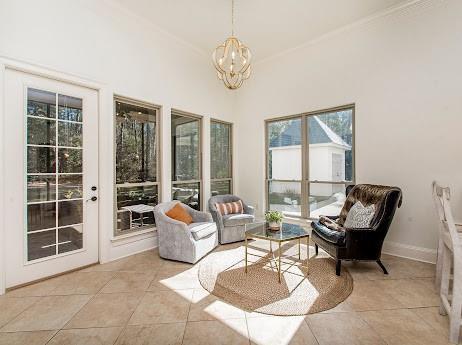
265,211,284,230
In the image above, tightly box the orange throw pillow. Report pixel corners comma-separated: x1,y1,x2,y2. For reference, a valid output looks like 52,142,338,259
166,203,193,225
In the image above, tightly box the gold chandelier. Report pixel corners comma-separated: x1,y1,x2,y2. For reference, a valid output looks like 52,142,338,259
212,0,252,90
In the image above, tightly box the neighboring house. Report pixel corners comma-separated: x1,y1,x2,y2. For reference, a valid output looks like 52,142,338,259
269,116,351,214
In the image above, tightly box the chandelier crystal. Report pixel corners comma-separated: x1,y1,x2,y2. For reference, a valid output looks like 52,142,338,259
212,0,252,90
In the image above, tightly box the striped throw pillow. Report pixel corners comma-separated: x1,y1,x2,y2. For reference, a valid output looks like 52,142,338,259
215,200,244,215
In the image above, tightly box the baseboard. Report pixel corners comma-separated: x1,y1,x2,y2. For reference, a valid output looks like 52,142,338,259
382,240,436,264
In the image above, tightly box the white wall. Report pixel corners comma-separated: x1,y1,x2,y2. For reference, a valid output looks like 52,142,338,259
0,0,234,268
234,0,462,262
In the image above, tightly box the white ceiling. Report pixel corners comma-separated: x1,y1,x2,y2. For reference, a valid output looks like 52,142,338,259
111,0,411,61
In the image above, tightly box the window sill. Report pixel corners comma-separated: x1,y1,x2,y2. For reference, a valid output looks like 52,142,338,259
111,227,157,247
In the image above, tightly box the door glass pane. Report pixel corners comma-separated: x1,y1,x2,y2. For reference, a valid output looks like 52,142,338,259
27,147,56,173
58,175,83,200
58,94,82,122
25,88,85,261
27,202,56,232
211,180,231,196
309,183,347,218
28,230,56,261
27,88,56,118
58,225,83,254
58,121,82,147
172,182,200,210
268,118,301,180
27,117,56,145
172,114,200,181
308,110,353,182
116,185,158,232
27,175,56,202
58,148,82,173
211,121,231,179
268,181,301,217
58,200,83,227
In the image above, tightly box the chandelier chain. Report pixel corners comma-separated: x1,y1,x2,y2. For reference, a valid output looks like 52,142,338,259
231,0,235,37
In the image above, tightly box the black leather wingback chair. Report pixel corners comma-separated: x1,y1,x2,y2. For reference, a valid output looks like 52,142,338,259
311,184,402,276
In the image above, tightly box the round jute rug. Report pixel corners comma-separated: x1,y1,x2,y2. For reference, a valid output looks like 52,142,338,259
198,242,353,316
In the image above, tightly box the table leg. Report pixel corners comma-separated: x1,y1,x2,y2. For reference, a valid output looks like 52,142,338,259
245,237,248,273
298,238,301,260
270,240,272,253
278,241,282,283
306,236,310,274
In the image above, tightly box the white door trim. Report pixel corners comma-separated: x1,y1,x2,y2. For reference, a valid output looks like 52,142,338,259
0,56,109,294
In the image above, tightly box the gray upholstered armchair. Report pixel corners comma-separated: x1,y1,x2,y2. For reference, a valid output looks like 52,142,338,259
208,195,255,244
154,201,218,263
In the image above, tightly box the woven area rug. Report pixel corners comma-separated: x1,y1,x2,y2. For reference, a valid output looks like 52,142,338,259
198,241,353,316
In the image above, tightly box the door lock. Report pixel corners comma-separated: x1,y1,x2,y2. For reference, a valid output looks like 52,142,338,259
91,186,97,191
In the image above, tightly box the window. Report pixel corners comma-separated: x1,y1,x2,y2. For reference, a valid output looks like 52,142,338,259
266,105,354,218
114,97,160,236
171,111,202,210
210,120,233,196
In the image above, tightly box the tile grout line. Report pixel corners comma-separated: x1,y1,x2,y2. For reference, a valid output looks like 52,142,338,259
181,286,195,344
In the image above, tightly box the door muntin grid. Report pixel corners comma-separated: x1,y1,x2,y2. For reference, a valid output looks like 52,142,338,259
26,88,84,262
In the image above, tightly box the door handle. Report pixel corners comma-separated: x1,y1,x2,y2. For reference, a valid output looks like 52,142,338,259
86,196,98,202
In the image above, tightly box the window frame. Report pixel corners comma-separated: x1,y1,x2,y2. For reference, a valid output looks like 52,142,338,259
113,95,162,237
265,104,355,219
171,109,203,210
210,118,233,196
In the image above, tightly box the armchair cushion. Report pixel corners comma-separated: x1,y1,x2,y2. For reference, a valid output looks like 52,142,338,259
166,203,193,225
344,201,376,228
215,200,244,215
311,221,346,246
188,222,217,241
223,213,255,227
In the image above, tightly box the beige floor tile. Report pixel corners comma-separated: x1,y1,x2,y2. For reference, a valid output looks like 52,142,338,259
100,272,155,294
129,290,193,325
47,327,123,345
148,266,202,291
1,295,91,332
116,323,186,345
374,278,440,308
0,297,39,328
5,275,68,297
248,316,318,345
344,257,435,281
188,288,246,321
0,330,56,345
83,250,162,273
410,307,452,337
182,319,249,345
342,279,404,311
65,292,143,328
50,271,115,295
360,309,451,345
305,312,386,345
117,250,164,272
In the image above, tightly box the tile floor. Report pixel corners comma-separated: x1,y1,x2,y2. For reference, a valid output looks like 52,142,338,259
0,242,458,345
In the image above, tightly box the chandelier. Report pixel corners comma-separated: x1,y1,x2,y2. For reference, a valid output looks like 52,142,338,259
212,0,252,90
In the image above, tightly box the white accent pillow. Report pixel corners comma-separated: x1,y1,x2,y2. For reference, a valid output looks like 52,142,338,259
344,201,376,228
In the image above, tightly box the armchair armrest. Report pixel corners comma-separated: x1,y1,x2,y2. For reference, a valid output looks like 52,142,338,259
189,208,213,223
244,204,255,216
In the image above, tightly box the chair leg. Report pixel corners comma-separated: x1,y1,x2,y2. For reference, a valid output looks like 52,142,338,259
336,260,341,276
377,260,388,275
440,246,451,316
315,244,319,256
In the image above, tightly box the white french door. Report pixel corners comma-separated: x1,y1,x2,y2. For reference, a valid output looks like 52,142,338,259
4,68,99,288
